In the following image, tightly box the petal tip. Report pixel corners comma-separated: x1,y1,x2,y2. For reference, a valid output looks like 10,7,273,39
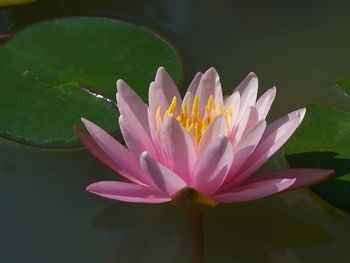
325,169,335,175
280,178,296,189
204,67,219,77
140,151,150,162
248,72,258,79
86,183,96,193
217,134,230,144
116,79,126,91
298,107,307,121
156,67,167,77
81,117,89,125
300,107,307,115
81,118,95,130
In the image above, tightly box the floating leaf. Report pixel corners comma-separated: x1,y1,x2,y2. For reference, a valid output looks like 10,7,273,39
0,17,182,148
284,105,350,212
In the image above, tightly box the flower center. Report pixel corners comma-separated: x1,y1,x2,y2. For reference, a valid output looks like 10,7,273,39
159,95,233,144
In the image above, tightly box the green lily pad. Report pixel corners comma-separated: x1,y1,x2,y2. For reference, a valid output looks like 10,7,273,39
0,0,36,7
0,17,182,148
284,105,350,212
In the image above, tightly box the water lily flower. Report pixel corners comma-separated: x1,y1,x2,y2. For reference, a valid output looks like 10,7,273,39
75,67,333,206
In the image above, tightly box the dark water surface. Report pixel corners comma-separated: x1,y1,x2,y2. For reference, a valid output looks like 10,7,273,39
1,1,350,262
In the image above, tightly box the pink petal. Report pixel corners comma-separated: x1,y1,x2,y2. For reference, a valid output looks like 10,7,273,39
148,68,182,143
147,94,162,144
262,108,306,141
226,108,306,188
243,168,334,191
86,181,170,203
234,72,258,122
119,115,157,159
81,118,155,188
195,68,223,115
213,178,295,203
116,79,151,137
223,120,266,187
224,91,240,133
193,135,234,195
182,92,195,117
74,126,142,184
140,152,187,197
160,115,196,183
117,80,156,157
198,116,227,153
154,67,182,113
148,81,169,118
255,86,276,121
187,72,203,95
232,106,259,144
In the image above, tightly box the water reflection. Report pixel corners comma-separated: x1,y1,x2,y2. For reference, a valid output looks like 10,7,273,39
91,193,335,263
0,139,114,262
92,203,189,263
206,198,331,263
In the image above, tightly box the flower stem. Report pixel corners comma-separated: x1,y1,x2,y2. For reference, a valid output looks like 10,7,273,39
190,211,204,263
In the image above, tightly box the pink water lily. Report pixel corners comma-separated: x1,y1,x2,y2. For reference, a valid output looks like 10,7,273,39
76,67,333,205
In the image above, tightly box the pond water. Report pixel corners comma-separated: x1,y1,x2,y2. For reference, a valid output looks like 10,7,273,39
1,0,350,262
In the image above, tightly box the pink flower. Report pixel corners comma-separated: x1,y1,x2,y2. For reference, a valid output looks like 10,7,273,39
76,67,333,205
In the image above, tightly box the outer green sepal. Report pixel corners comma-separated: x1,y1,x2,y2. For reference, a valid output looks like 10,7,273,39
172,188,218,213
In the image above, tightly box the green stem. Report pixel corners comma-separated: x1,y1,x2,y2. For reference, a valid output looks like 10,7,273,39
190,211,204,263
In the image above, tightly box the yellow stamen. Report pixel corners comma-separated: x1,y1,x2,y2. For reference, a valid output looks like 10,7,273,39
156,106,162,131
187,124,195,137
161,95,234,145
163,96,178,121
227,107,233,119
208,95,215,110
176,114,182,122
191,96,199,119
182,102,187,120
185,119,191,131
206,106,212,123
195,123,199,143
156,107,161,120
219,102,223,115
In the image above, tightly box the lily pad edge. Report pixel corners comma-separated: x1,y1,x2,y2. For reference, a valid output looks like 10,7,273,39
0,16,185,150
